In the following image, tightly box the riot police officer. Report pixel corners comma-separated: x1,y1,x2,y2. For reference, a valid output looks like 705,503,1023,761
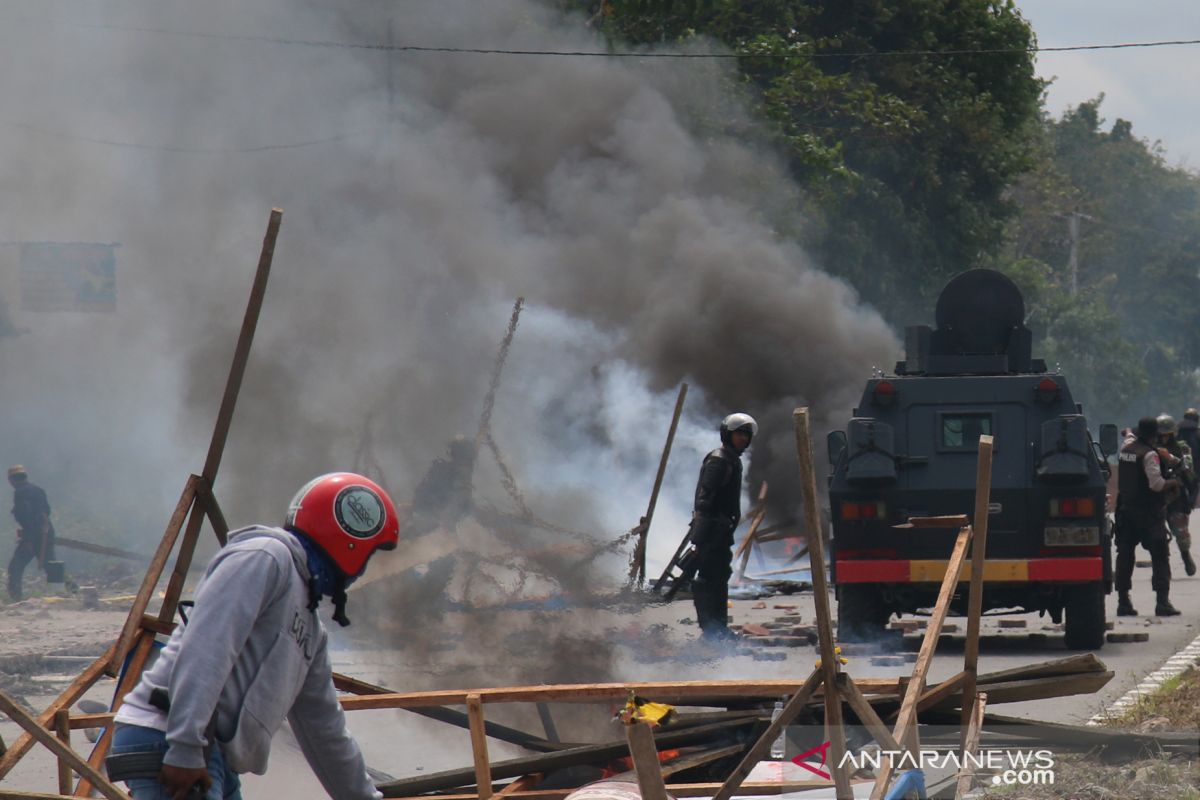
690,413,756,639
1115,417,1181,616
1157,414,1196,576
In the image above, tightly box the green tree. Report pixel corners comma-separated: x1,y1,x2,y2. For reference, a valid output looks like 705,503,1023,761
1000,98,1200,419
557,0,1044,321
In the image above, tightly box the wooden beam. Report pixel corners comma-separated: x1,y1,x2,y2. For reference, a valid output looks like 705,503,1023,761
625,722,669,800
836,674,901,753
884,670,969,723
961,435,993,743
792,408,852,800
468,694,493,800
0,690,127,800
108,475,197,674
975,653,1106,685
870,525,971,800
332,672,565,752
338,678,899,711
76,633,156,797
195,476,230,546
377,718,760,797
0,642,116,778
53,536,161,564
54,710,72,796
955,693,987,800
928,672,1113,708
200,207,282,486
631,383,688,586
709,668,824,800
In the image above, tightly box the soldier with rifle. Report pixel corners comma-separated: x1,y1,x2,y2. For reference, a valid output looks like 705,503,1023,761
1115,417,1182,617
1157,414,1197,576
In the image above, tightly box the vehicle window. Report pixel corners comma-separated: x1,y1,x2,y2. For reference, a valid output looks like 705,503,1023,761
941,413,992,450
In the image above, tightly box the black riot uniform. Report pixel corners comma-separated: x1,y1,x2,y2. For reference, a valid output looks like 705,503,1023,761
1115,420,1179,616
689,413,756,639
7,469,56,602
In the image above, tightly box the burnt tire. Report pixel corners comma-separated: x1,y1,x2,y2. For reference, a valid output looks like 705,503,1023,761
837,585,889,643
1064,582,1106,650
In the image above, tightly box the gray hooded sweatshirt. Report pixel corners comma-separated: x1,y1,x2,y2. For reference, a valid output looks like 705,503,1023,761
114,525,381,800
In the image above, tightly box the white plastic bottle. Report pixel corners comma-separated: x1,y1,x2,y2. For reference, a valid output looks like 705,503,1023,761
769,699,786,759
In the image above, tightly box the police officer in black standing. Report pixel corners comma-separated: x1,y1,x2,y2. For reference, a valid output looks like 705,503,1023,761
690,413,756,640
6,465,55,602
1115,418,1181,617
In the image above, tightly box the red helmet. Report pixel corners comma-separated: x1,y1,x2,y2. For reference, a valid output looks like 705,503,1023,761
285,472,399,577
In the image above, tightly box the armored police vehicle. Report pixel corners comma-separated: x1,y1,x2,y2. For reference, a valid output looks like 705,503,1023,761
826,269,1118,650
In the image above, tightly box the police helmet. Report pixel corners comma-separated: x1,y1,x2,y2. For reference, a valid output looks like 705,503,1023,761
720,413,758,449
1185,408,1199,422
1157,414,1178,435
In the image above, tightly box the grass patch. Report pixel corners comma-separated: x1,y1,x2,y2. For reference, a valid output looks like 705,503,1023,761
1100,662,1200,730
973,752,1199,799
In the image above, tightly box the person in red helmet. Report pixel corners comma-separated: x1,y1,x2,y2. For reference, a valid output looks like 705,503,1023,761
109,473,399,800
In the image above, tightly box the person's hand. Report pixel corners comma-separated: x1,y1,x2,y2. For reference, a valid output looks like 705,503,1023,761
1165,478,1181,491
159,764,211,800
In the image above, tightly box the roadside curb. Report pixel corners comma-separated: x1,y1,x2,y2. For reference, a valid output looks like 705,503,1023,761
1086,629,1200,726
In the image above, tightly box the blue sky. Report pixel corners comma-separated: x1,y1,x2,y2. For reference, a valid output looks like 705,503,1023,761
1016,1,1200,166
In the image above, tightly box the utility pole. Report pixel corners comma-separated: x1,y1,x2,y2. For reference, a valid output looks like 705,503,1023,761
1063,210,1093,295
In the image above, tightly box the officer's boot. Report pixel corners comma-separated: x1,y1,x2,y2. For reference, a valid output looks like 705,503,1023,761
1181,545,1197,577
1155,590,1182,616
1116,592,1138,616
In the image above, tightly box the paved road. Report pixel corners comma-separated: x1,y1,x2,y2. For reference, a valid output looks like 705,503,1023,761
728,524,1200,725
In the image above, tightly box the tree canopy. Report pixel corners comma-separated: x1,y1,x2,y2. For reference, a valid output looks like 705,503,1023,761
556,1,1200,421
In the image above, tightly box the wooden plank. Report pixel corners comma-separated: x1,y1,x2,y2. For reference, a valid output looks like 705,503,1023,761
338,678,898,711
975,653,1106,685
54,710,72,795
377,718,761,797
0,642,116,778
792,408,852,800
625,721,669,800
331,673,565,752
836,675,901,753
108,475,198,674
928,672,1113,708
955,693,987,800
870,525,971,800
54,536,159,563
883,670,968,723
76,633,156,797
0,690,128,800
467,694,493,800
961,435,993,743
709,668,824,800
630,382,688,586
200,207,282,485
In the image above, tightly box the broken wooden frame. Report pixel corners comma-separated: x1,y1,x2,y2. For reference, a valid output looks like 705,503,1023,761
0,209,283,798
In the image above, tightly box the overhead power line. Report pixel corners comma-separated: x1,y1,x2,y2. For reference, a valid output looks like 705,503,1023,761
3,14,1200,59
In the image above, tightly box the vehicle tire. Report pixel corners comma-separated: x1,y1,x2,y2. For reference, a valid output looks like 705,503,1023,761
837,585,889,643
1064,582,1106,650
